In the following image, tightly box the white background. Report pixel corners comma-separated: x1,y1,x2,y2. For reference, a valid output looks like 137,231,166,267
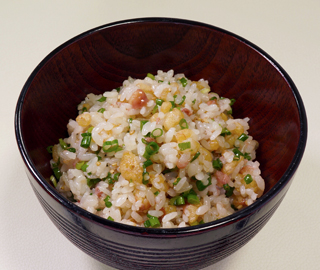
1,1,319,269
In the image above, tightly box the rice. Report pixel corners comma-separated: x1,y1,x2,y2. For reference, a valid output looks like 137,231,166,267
50,70,265,228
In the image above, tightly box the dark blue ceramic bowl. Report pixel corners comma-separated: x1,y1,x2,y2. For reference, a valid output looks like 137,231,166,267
15,18,307,270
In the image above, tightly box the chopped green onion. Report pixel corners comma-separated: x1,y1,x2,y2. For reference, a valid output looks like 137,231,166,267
98,108,105,113
142,170,149,185
154,191,159,196
182,188,197,198
146,214,161,228
76,161,84,170
190,221,199,226
104,195,112,208
80,131,92,149
67,148,76,153
81,163,88,172
173,177,181,185
104,172,120,185
52,167,62,180
238,133,249,142
200,88,210,94
102,139,122,153
212,158,223,170
128,118,133,123
178,141,191,151
191,152,200,162
151,128,163,138
87,177,100,188
230,98,236,106
178,95,186,105
59,138,69,150
144,219,151,227
107,216,114,221
244,153,251,161
233,148,243,161
156,99,164,106
187,193,200,205
169,101,176,109
210,96,217,101
143,141,160,159
140,120,149,131
152,105,158,114
46,145,53,153
192,99,196,105
223,184,235,197
158,80,163,83
169,196,185,206
50,175,57,187
82,107,88,113
97,96,106,102
244,174,253,184
143,159,153,168
115,87,121,92
179,77,188,87
147,73,155,80
227,109,232,115
220,127,231,137
179,118,188,130
195,175,212,191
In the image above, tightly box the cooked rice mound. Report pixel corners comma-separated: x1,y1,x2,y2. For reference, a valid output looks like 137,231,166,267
49,70,265,228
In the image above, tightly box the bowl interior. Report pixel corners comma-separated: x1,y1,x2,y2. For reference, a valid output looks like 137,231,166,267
17,18,303,213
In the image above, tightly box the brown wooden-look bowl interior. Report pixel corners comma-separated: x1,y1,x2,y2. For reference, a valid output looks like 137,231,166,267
18,18,306,206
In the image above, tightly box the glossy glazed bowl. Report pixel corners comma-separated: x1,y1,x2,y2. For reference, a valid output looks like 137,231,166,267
15,18,307,270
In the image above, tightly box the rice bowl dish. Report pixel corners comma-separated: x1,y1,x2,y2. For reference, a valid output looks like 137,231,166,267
48,69,265,228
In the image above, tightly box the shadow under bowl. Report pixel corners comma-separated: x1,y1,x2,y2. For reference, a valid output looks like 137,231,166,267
15,18,307,270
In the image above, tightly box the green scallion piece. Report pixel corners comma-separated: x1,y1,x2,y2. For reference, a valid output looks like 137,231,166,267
156,99,164,106
169,196,185,206
102,139,122,153
147,73,155,80
104,195,112,208
230,98,236,106
98,108,105,113
87,177,100,188
143,159,153,168
81,163,88,172
178,141,191,151
140,120,149,131
154,191,159,196
179,77,188,87
178,95,186,105
107,216,114,221
195,175,212,191
244,174,253,184
52,167,62,180
152,105,158,114
192,99,196,105
59,138,69,150
50,175,57,187
128,118,133,123
179,119,188,130
212,158,223,170
210,96,217,101
173,177,181,185
232,148,243,161
243,153,251,161
144,219,151,228
97,96,106,102
67,148,76,153
187,193,200,205
220,127,231,137
115,87,121,92
80,129,92,148
158,80,163,83
142,170,149,185
46,145,53,153
151,128,163,138
191,152,200,162
238,133,249,142
223,184,235,197
144,142,159,158
146,214,161,228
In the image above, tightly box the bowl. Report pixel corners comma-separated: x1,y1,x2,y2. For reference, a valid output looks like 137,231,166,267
15,18,307,269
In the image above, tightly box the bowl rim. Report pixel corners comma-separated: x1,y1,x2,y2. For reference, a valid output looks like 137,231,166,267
15,17,307,236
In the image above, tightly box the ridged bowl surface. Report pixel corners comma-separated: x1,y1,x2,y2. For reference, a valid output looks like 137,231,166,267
15,18,307,269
